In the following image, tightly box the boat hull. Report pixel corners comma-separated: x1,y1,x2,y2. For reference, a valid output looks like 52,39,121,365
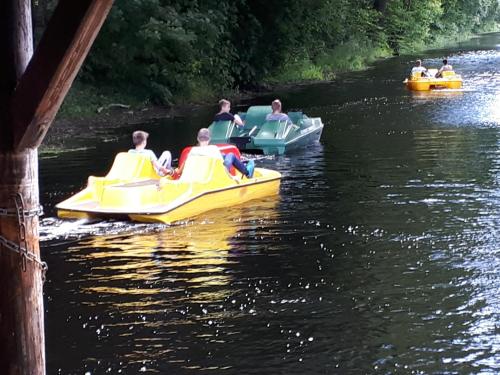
253,122,324,155
56,152,281,224
406,78,462,91
405,70,463,91
128,178,280,223
209,106,325,155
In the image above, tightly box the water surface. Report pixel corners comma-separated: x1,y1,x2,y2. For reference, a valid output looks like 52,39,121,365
41,33,500,374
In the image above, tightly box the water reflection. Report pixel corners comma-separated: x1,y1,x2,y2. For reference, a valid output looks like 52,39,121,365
46,198,283,373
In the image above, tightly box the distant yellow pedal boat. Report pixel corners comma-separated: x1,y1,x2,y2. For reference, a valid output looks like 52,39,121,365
56,145,281,224
404,69,462,91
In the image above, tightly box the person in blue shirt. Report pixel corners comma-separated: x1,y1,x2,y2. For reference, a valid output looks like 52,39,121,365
266,99,291,122
128,130,173,176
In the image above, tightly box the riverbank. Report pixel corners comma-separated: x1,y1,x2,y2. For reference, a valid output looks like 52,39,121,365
57,38,393,120
49,29,499,152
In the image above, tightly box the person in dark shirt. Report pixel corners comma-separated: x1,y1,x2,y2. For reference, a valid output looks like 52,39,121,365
214,99,244,126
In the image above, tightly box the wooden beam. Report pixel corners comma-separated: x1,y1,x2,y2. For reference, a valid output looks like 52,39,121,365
11,0,114,151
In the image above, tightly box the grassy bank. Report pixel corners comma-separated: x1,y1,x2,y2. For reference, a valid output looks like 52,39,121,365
58,82,147,119
59,28,498,120
264,40,392,84
59,39,393,119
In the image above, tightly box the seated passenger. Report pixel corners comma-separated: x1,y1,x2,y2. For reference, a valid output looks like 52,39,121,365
266,99,291,123
435,59,453,78
214,99,244,126
411,59,427,77
187,128,254,178
128,130,173,176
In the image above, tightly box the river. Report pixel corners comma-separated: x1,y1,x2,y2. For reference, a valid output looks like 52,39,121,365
41,33,500,374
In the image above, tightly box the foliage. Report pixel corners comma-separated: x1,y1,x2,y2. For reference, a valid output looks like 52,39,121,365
33,0,500,104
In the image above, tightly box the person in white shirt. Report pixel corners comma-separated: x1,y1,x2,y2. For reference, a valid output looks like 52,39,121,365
435,59,453,78
411,59,428,77
128,130,172,176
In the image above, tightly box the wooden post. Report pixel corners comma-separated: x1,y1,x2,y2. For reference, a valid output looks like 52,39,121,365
0,0,114,373
0,151,45,375
0,2,45,374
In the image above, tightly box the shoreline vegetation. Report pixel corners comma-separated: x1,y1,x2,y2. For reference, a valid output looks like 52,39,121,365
35,1,499,123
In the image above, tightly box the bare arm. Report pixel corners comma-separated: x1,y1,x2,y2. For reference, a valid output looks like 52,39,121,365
234,114,244,126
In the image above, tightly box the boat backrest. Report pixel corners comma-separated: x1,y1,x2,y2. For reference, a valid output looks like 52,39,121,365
177,145,240,179
106,152,158,180
178,154,218,183
441,70,456,77
208,120,235,140
242,106,272,130
287,111,303,125
427,68,438,77
255,120,289,139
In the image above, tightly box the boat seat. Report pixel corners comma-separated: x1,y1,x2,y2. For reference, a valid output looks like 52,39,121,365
441,70,456,77
288,111,303,125
209,120,235,140
105,152,158,180
239,106,272,133
255,120,289,139
176,145,240,179
179,155,218,183
283,124,299,139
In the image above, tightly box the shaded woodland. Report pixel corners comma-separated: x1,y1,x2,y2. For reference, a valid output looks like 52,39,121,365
33,0,500,104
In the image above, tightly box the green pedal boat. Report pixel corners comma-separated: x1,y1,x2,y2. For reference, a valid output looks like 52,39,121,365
208,106,324,155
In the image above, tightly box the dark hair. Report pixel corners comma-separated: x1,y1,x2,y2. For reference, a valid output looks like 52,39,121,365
132,130,148,146
443,59,448,65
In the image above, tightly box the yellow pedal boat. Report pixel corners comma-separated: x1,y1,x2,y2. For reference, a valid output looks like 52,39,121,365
56,146,281,224
404,69,462,91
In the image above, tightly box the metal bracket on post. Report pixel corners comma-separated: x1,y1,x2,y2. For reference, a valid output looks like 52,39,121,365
14,193,28,271
0,205,44,218
0,193,47,281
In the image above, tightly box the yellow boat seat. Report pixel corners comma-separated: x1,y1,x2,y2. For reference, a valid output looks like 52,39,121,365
411,71,425,79
105,152,158,180
441,70,456,77
179,155,219,183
